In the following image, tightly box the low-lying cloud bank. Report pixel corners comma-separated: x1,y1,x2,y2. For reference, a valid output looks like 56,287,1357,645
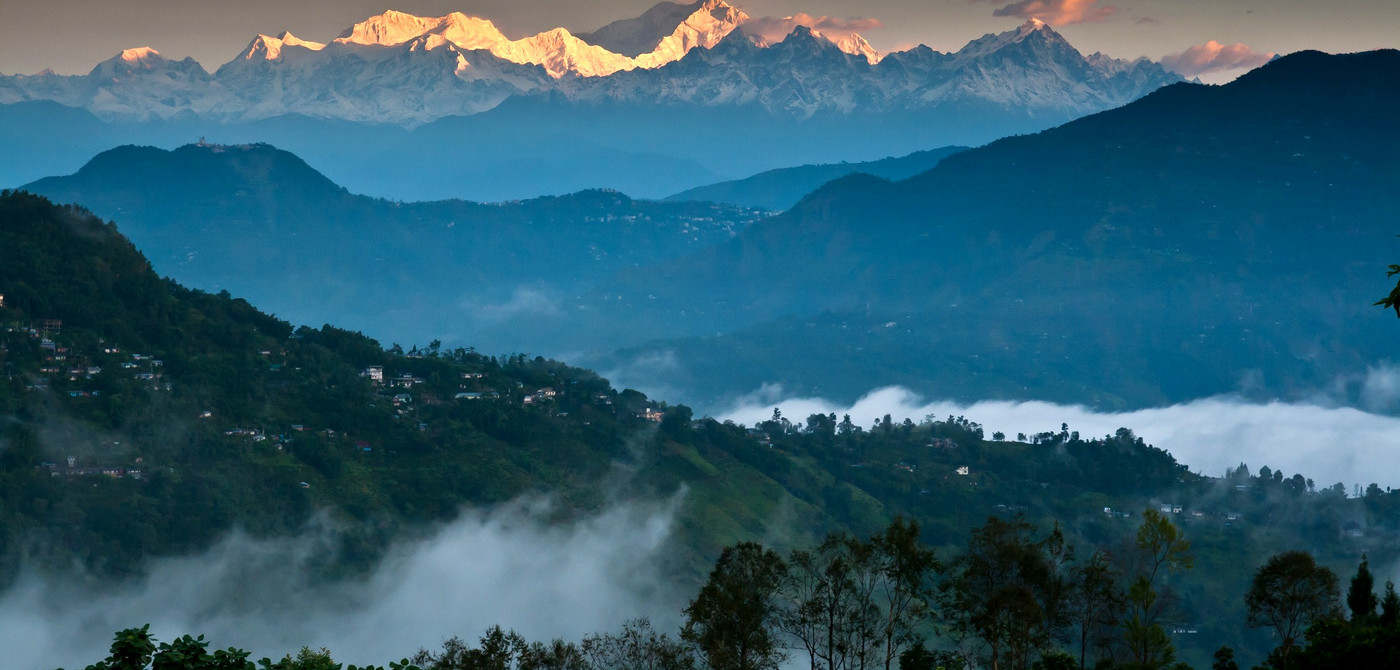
1,498,682,669
747,14,884,45
1161,40,1275,78
718,386,1400,490
982,0,1117,26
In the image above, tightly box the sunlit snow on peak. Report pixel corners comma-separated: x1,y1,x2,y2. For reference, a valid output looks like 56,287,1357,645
119,47,161,63
318,4,747,78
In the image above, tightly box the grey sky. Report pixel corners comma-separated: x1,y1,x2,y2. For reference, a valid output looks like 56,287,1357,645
1,1,1396,78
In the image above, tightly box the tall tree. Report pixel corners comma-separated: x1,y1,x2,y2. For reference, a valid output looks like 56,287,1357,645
872,518,940,670
1347,553,1379,623
940,516,1064,670
1381,581,1400,628
1123,510,1192,670
684,542,789,670
1244,551,1341,667
1065,550,1125,670
780,533,859,670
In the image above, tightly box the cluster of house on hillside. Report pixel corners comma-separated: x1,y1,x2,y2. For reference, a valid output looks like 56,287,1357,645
362,365,581,410
42,455,144,480
220,423,306,452
5,318,169,393
1100,503,1245,525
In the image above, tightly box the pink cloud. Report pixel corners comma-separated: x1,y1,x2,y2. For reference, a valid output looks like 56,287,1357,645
746,13,883,44
983,0,1117,26
1161,40,1276,77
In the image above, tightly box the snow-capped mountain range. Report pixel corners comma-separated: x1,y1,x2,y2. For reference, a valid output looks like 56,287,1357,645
0,1,1181,126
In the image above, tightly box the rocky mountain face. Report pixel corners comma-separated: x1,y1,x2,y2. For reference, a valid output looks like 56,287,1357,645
0,3,1179,126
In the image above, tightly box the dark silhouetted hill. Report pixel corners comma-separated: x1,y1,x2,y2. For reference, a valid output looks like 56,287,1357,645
665,146,968,211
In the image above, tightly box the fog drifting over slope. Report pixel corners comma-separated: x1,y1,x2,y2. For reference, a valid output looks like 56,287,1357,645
1,498,682,669
718,379,1400,491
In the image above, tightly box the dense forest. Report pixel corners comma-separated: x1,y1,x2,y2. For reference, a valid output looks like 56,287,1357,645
5,189,1400,669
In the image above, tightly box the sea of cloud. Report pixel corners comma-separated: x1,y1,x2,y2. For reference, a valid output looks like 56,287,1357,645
0,497,683,669
718,384,1400,491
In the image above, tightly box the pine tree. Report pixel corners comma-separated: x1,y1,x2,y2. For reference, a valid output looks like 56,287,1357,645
1348,553,1379,623
1381,581,1400,628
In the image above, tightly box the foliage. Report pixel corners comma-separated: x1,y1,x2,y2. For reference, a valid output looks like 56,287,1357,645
1209,646,1237,670
410,627,585,670
65,625,418,670
682,542,788,670
1381,581,1399,628
1123,510,1193,670
1286,617,1400,669
1374,263,1400,317
580,618,696,670
1346,553,1378,623
1064,551,1125,670
1243,551,1340,666
871,518,941,670
778,519,939,670
939,516,1067,670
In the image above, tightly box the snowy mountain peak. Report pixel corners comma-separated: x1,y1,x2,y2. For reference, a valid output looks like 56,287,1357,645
333,10,501,48
278,32,326,51
238,32,326,62
422,13,510,51
578,1,746,57
1008,18,1062,44
3,4,1184,126
119,47,162,64
1020,19,1073,48
88,47,180,78
958,19,1076,58
816,31,880,63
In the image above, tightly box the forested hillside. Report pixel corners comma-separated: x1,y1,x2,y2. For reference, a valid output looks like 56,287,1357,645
0,189,752,580
6,191,1400,668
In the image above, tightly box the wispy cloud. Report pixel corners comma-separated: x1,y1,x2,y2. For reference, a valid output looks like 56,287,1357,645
717,386,1400,490
977,0,1118,26
0,498,682,669
1161,40,1275,77
745,14,883,44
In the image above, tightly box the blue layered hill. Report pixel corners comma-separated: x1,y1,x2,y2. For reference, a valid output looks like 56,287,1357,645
582,50,1400,408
